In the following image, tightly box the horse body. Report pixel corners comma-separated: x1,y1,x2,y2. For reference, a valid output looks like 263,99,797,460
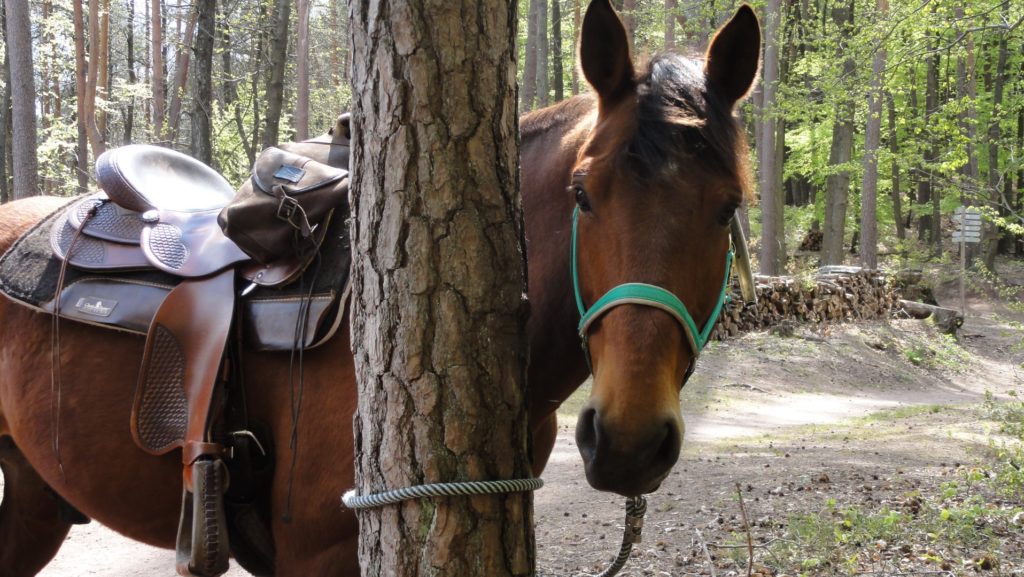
0,1,760,574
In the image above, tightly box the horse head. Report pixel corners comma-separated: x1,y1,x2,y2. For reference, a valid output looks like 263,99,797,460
571,0,760,496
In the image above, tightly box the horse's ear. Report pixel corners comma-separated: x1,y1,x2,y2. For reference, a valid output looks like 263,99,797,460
704,4,761,107
579,0,634,103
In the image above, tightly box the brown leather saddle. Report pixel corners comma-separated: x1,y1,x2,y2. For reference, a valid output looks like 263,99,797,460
23,116,352,577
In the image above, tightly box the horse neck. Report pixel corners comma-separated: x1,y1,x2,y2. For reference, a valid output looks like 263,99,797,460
520,95,597,427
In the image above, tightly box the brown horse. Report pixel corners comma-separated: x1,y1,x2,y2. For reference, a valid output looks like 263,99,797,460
0,1,759,574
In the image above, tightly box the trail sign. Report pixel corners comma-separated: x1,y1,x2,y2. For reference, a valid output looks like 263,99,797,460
954,205,984,317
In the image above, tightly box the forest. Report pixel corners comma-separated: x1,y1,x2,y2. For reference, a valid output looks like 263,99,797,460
1,0,1022,275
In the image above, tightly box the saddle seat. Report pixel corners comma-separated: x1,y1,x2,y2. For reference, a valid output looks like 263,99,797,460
97,144,236,213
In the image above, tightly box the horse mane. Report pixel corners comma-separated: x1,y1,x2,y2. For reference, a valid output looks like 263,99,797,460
629,53,752,198
520,94,596,142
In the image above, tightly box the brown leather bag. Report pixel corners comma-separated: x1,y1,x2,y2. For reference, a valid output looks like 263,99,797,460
219,147,349,263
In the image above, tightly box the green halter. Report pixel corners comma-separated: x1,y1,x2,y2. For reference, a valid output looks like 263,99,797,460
571,206,733,379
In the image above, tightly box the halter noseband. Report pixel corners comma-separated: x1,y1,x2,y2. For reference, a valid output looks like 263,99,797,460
571,205,733,383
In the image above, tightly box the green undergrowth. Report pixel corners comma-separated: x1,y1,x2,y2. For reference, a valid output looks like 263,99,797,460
754,393,1024,577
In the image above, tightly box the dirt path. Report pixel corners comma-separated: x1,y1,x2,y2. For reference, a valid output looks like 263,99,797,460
9,268,1024,576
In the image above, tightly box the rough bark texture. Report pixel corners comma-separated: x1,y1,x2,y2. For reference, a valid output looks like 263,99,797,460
4,0,38,198
190,0,215,164
537,0,548,107
348,0,533,575
72,0,89,189
124,0,136,144
294,0,311,140
860,0,887,270
165,6,197,143
822,0,854,265
85,0,106,155
886,91,904,240
261,0,290,149
758,0,783,275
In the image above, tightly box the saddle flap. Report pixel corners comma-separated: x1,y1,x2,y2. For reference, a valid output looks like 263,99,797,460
250,147,347,196
141,210,250,277
66,193,145,245
50,209,152,271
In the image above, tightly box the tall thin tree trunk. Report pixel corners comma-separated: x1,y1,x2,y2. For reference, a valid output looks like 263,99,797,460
0,0,9,202
349,0,534,574
886,91,904,240
621,0,636,46
191,0,215,164
4,0,39,198
571,0,580,95
522,0,540,110
261,0,290,149
165,6,198,143
665,0,677,51
758,0,783,275
84,0,106,156
924,36,940,257
537,0,549,107
151,0,165,141
821,0,855,265
860,0,887,269
71,0,89,189
125,0,136,143
295,0,311,140
97,0,109,139
551,0,563,103
983,10,1010,271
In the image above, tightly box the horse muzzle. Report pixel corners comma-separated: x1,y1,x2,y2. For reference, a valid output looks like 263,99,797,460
575,404,683,496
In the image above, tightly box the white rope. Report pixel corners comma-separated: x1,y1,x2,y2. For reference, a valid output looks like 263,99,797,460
342,478,544,509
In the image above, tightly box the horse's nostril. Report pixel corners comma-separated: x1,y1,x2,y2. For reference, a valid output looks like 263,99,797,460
655,420,681,467
576,407,599,460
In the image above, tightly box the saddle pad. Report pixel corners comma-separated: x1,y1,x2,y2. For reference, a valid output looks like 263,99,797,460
0,197,353,350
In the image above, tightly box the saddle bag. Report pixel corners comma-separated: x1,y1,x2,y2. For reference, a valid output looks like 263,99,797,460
219,147,349,263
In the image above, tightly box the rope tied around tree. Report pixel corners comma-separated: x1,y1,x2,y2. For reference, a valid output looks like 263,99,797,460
342,481,647,577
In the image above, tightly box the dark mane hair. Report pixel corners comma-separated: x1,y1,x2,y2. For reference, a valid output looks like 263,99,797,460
627,53,750,193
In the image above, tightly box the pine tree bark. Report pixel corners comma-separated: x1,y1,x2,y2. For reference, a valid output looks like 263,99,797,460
822,0,854,265
537,0,549,107
0,0,9,202
758,0,783,275
97,0,109,139
295,0,311,140
571,0,580,95
72,0,89,190
4,0,39,198
860,0,887,269
191,0,215,164
348,0,534,574
261,0,290,149
125,0,136,144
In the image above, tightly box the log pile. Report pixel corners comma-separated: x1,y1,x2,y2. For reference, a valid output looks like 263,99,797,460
709,266,898,341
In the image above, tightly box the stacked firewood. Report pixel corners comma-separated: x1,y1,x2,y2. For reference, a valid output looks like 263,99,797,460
709,266,898,341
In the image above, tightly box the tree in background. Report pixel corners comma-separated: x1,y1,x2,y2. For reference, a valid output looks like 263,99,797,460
4,0,38,198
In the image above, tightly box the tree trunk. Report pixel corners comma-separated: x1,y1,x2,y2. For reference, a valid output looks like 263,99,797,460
955,4,979,190
4,0,38,198
191,0,215,164
664,0,677,51
125,0,136,144
983,10,1010,271
621,0,636,46
821,0,854,265
758,0,783,275
165,6,198,144
151,0,165,141
886,92,904,240
522,0,539,110
261,0,290,149
925,38,940,258
537,0,549,107
97,0,109,140
571,0,579,95
0,0,9,202
860,0,887,270
349,0,534,574
551,0,563,103
72,0,89,190
294,0,311,140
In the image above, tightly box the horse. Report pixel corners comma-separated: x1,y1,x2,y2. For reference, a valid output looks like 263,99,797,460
0,1,760,574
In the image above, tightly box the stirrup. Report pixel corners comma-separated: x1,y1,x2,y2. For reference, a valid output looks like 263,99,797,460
176,458,231,577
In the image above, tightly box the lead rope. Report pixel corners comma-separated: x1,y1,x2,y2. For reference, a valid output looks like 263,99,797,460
342,481,646,577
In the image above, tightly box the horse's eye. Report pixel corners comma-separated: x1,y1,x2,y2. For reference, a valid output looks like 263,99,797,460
719,204,738,226
572,185,592,212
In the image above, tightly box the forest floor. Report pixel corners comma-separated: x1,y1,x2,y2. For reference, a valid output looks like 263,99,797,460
11,259,1024,577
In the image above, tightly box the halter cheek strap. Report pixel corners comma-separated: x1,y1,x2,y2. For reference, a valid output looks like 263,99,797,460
571,206,733,380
